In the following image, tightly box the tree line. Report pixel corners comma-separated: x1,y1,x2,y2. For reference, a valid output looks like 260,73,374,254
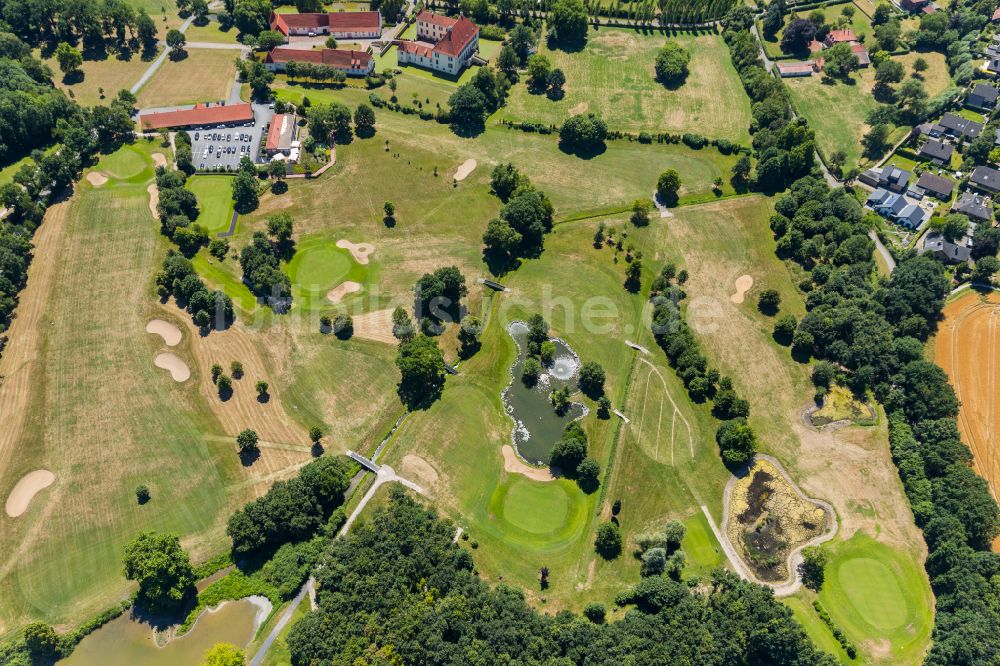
767,172,1000,663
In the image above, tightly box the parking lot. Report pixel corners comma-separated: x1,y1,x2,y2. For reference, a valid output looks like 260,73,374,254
190,122,267,172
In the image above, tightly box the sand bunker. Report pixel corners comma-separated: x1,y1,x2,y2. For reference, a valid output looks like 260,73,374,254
152,152,167,168
5,470,55,517
453,159,477,181
86,171,108,187
336,239,374,265
146,319,182,346
326,281,362,304
502,444,554,482
730,274,754,304
350,308,396,344
147,184,160,220
154,352,190,382
569,101,589,116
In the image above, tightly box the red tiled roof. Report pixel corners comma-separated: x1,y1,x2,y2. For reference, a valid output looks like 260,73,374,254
398,41,434,58
140,103,253,130
266,114,295,151
266,47,373,70
826,29,856,43
269,11,380,35
433,16,478,57
993,6,1000,19
851,42,870,65
417,10,459,28
777,62,814,73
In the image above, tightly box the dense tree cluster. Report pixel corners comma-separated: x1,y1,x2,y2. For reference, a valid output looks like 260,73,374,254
448,66,509,133
0,0,160,56
239,221,293,306
155,251,235,330
156,168,209,256
723,26,816,191
414,265,467,325
559,112,608,155
770,173,1000,663
286,489,835,665
547,0,588,46
226,456,353,556
482,165,554,272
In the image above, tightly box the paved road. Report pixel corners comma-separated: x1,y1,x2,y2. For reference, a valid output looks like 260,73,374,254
248,577,313,666
869,230,897,273
338,465,424,536
130,3,227,94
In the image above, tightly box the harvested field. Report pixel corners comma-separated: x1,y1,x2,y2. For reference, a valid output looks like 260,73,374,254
934,290,1000,502
146,319,182,346
154,352,191,382
350,308,396,344
5,470,55,518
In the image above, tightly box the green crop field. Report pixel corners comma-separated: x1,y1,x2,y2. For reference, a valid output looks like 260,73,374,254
501,28,752,143
818,532,933,663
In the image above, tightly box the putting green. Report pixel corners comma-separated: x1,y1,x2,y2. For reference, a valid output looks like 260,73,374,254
818,532,932,663
502,480,570,534
284,237,369,308
98,145,149,181
487,476,587,545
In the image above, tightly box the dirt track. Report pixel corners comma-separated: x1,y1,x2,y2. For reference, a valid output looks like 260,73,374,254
935,291,1000,506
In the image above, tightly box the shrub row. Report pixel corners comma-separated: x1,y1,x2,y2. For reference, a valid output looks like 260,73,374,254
812,599,858,659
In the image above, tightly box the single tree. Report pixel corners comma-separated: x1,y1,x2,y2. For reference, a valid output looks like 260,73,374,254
255,380,269,398
136,484,151,504
799,546,829,591
757,288,781,315
122,531,196,614
166,28,187,57
200,642,246,666
595,522,622,559
309,426,323,443
236,429,259,453
657,169,681,206
354,103,376,137
654,41,691,86
24,623,61,660
231,361,244,379
522,356,542,386
55,42,83,77
578,361,605,398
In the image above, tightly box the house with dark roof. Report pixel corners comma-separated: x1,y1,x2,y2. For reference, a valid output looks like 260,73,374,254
921,232,973,263
984,57,1000,76
865,188,928,229
915,172,955,199
966,83,999,111
264,47,374,76
951,191,993,222
396,12,479,76
970,165,1000,193
918,139,954,165
269,11,381,39
938,112,982,140
900,0,930,11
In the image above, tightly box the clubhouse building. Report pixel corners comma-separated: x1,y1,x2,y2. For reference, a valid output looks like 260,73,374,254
269,11,382,39
139,102,254,130
397,11,479,76
264,47,375,77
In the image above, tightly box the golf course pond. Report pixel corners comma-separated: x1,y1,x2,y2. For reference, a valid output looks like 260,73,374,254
60,597,266,666
503,321,586,465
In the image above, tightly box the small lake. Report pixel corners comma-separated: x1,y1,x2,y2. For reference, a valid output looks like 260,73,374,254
60,597,266,666
503,321,586,465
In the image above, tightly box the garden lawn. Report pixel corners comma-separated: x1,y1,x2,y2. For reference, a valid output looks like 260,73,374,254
894,51,951,96
818,532,933,664
785,69,879,169
137,49,237,108
500,28,752,143
44,50,161,107
184,19,241,44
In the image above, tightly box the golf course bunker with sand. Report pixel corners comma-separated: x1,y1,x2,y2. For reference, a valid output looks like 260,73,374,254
730,274,754,304
452,159,477,181
154,352,191,382
725,458,833,583
5,470,56,517
62,596,269,666
502,321,586,466
288,238,370,308
85,171,107,187
336,239,375,264
145,319,182,346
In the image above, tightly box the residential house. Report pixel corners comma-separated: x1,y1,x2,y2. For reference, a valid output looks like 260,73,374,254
264,47,375,76
824,29,856,46
269,11,382,39
921,232,973,263
866,187,929,229
951,191,993,222
915,171,955,199
983,57,1000,77
938,112,983,140
993,7,1000,21
264,113,297,158
899,0,931,11
396,11,479,76
877,163,912,192
970,165,1000,193
851,42,871,67
966,83,999,111
918,139,954,165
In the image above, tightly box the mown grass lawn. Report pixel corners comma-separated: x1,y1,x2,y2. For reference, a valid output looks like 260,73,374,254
500,28,752,143
187,174,235,235
42,49,160,107
137,48,237,108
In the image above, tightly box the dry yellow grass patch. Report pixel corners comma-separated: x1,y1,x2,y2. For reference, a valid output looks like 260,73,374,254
137,49,237,108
